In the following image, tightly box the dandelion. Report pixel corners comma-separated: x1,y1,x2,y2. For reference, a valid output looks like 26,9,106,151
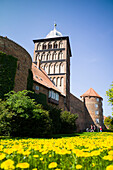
106,165,113,170
76,164,82,169
1,159,15,170
48,162,58,169
16,162,30,169
0,153,6,161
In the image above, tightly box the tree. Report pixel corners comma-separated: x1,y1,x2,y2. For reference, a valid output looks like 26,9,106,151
106,82,113,113
104,116,113,130
0,90,52,137
60,111,78,134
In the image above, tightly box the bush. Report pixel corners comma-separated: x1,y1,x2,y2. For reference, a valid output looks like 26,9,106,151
44,105,62,134
0,90,52,137
60,111,78,134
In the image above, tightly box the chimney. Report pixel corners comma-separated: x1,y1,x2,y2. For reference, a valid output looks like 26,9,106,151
37,59,41,69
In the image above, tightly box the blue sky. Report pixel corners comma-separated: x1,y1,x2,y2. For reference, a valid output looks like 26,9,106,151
0,0,113,116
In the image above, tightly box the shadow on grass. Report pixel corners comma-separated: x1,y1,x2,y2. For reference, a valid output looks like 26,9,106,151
0,132,83,140
51,132,83,139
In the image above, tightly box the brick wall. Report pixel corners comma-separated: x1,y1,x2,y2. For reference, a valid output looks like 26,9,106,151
0,36,32,92
33,82,66,110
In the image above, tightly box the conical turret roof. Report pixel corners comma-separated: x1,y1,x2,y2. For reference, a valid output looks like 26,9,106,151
80,88,103,99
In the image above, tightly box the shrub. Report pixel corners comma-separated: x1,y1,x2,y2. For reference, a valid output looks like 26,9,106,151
44,105,62,134
60,111,78,134
0,90,52,137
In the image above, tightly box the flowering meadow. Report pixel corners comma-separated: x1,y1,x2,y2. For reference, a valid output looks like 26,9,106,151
0,132,113,170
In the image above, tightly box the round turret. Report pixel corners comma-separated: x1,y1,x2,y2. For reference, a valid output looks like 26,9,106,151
81,88,104,129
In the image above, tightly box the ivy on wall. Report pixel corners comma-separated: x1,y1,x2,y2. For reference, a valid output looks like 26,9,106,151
28,92,47,106
0,51,17,99
27,69,33,91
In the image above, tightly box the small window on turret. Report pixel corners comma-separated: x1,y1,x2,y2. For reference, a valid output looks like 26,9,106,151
96,98,99,102
95,110,99,115
95,104,98,108
96,118,99,124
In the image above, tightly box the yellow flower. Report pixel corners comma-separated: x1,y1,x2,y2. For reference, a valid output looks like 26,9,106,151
76,164,82,169
32,169,37,170
33,155,39,158
0,153,6,160
40,158,43,161
48,162,58,169
16,162,30,169
92,163,95,167
106,165,113,170
1,159,15,170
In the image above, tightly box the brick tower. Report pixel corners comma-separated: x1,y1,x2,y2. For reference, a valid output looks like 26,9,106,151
81,88,104,128
33,24,72,110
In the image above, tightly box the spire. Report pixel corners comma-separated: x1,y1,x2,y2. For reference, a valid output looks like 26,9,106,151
46,23,62,38
54,23,57,30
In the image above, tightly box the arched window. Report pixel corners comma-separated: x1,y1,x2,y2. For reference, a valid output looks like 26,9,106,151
45,64,48,74
48,43,52,49
37,44,41,50
61,77,64,86
41,53,45,61
59,41,63,48
59,52,63,60
53,53,57,60
36,54,40,61
53,77,56,85
55,63,59,74
48,53,51,60
54,43,58,49
50,64,54,74
42,43,46,49
41,64,45,70
60,63,64,73
57,77,60,87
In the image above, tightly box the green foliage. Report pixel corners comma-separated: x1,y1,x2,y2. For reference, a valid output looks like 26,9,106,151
29,92,47,106
104,116,113,130
27,69,33,90
44,105,62,134
0,51,17,99
106,82,113,114
0,90,52,137
60,111,78,134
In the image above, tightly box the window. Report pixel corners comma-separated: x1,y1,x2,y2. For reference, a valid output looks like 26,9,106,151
95,104,98,108
49,90,59,101
96,118,99,124
37,44,41,50
49,91,51,98
55,93,59,101
54,43,57,48
48,44,52,49
36,86,39,90
43,44,46,49
96,98,99,102
95,110,99,115
59,42,63,48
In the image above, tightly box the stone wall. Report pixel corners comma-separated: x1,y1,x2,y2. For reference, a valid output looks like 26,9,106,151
70,93,86,131
70,93,94,131
0,36,32,92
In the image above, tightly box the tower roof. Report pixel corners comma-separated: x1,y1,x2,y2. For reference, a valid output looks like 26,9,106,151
80,88,103,99
46,24,62,38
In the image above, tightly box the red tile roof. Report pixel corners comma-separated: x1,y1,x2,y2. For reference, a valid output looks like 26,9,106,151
32,63,64,96
80,88,103,99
